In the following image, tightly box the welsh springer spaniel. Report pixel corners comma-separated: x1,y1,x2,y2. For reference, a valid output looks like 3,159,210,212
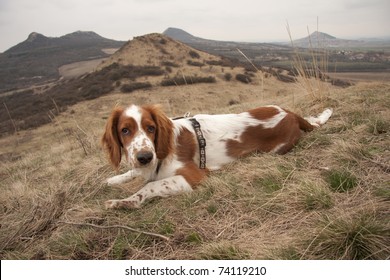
102,104,332,209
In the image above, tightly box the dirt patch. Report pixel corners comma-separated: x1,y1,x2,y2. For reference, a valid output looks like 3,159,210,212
59,58,106,79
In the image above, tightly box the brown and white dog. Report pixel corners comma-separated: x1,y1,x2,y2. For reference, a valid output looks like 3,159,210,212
102,104,332,209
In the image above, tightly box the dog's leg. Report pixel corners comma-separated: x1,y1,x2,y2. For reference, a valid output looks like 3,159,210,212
106,169,142,186
105,175,193,209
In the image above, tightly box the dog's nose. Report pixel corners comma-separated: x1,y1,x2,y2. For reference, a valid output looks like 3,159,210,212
136,151,154,165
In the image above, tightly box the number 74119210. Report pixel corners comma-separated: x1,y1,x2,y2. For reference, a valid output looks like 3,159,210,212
218,266,266,276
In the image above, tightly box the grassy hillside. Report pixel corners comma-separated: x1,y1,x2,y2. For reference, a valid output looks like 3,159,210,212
0,76,388,259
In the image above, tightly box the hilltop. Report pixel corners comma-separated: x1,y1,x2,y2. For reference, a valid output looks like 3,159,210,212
0,31,125,92
291,31,360,48
99,32,221,68
163,27,201,43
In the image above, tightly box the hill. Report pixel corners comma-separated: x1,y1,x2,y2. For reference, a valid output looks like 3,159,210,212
0,31,125,92
0,33,250,136
162,27,206,44
291,31,361,48
99,32,221,68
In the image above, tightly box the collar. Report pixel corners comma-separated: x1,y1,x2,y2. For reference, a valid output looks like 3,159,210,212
189,118,207,169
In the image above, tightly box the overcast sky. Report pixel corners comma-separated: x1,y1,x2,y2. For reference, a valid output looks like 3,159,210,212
0,0,389,52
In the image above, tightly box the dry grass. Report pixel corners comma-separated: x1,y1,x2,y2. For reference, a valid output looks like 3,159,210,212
0,76,389,259
286,23,332,102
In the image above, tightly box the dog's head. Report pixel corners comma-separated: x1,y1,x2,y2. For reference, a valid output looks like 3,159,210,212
102,104,173,171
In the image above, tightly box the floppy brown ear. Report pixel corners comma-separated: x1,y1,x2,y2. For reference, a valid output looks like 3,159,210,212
101,107,124,169
143,105,174,160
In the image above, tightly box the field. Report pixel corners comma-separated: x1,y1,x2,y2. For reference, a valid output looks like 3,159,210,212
0,73,389,259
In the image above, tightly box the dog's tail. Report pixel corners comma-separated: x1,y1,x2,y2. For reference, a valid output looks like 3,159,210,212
300,108,333,132
295,108,333,132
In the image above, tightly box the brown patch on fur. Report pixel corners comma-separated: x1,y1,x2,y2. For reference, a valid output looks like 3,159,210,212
142,105,174,160
248,106,280,120
101,107,124,169
227,110,306,157
176,127,197,162
174,127,207,187
294,112,315,132
176,162,206,187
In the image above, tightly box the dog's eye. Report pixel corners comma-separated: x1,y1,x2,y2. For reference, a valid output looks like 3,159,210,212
147,126,155,133
121,128,131,135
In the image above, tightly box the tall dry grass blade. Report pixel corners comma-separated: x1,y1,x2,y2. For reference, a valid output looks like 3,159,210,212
3,102,17,135
286,21,330,102
236,48,264,100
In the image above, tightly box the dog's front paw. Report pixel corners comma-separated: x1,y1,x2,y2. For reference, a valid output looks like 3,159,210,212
107,177,120,186
105,199,140,209
105,199,120,209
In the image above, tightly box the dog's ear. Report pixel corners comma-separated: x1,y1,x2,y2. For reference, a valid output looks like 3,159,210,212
143,105,174,160
102,107,124,169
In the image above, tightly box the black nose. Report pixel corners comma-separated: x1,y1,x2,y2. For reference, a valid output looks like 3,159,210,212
137,151,154,165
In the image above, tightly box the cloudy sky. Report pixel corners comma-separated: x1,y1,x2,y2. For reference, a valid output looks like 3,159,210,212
0,0,389,52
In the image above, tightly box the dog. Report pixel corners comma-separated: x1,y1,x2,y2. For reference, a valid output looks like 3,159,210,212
102,104,332,209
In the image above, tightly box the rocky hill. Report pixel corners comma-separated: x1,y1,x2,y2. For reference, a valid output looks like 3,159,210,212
163,27,232,45
0,31,125,92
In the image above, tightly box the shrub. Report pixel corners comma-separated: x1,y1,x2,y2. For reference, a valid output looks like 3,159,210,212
161,76,216,86
120,82,152,93
235,73,252,84
224,73,232,81
161,61,179,68
189,50,200,59
206,60,223,66
325,169,358,192
306,214,390,259
187,60,205,67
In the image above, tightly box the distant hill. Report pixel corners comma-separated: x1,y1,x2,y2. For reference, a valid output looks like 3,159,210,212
163,27,203,44
0,31,125,92
291,31,360,48
163,27,291,63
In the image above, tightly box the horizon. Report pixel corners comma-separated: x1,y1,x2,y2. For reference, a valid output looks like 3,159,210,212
2,27,390,53
0,0,389,52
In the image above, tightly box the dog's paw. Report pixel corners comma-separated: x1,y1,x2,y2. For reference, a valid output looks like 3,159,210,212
106,177,120,186
105,199,140,209
105,199,120,209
